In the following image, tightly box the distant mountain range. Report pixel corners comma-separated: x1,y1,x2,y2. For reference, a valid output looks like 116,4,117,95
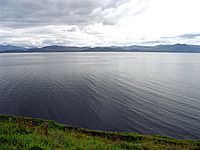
1,44,200,53
0,45,27,52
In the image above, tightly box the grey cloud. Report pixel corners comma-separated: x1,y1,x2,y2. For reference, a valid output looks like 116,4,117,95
42,38,75,46
138,40,169,45
0,0,149,47
140,40,168,44
67,27,79,32
0,0,136,28
178,33,200,39
162,33,200,40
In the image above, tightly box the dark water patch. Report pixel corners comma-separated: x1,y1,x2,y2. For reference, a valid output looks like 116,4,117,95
0,52,200,139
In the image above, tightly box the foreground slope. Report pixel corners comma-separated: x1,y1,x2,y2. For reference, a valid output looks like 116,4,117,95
0,114,199,150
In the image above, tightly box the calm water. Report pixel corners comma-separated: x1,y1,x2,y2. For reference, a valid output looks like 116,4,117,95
0,52,200,139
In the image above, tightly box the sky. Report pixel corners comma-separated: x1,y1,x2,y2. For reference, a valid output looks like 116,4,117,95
0,0,200,47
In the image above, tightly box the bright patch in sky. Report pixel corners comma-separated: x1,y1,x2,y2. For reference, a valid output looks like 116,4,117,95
0,0,200,47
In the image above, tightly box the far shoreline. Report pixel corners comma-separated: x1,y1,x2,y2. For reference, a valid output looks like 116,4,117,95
1,51,200,54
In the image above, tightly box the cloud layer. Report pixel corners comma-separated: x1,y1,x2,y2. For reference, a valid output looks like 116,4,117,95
0,0,200,47
0,0,143,27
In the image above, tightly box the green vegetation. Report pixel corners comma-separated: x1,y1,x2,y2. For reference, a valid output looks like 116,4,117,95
0,114,199,150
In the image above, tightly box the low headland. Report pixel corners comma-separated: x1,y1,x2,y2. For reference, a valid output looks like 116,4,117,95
0,114,199,150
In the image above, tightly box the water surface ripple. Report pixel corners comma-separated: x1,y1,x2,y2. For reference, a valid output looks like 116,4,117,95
0,52,200,139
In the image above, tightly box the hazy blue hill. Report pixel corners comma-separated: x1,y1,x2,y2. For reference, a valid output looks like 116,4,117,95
152,44,200,52
0,45,27,52
83,47,123,52
0,44,200,53
29,45,84,52
83,44,200,52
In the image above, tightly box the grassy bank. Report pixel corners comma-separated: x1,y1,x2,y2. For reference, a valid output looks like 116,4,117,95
0,114,199,150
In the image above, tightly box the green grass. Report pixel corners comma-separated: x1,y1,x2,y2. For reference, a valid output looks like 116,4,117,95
0,114,199,150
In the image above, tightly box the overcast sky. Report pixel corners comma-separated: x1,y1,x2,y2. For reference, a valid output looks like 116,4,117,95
0,0,200,47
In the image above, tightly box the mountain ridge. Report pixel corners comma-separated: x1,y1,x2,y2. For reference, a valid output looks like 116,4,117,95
0,44,27,52
1,44,200,53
